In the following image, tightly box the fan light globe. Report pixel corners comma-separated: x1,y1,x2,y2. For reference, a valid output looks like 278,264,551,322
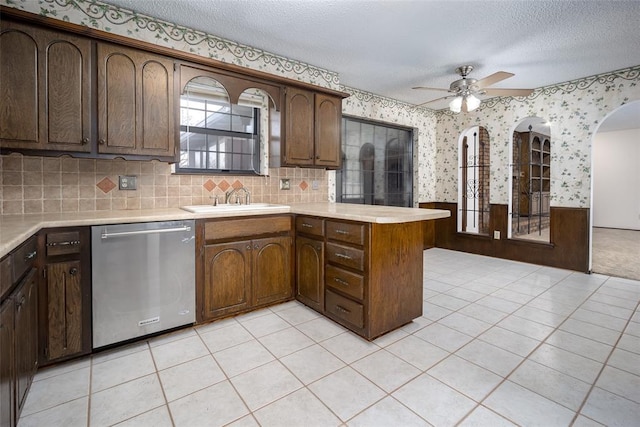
466,94,481,111
449,96,463,113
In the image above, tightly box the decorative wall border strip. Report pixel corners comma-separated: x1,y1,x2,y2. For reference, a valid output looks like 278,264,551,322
341,85,436,118
4,0,340,87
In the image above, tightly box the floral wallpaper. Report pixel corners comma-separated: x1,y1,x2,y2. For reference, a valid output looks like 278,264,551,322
436,66,640,208
4,0,639,211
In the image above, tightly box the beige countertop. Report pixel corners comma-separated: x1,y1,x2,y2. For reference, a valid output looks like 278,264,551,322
0,203,450,258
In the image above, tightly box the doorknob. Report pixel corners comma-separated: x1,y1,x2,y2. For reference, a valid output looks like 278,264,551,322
69,268,78,276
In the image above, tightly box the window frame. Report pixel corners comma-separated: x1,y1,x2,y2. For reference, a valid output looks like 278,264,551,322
337,115,414,207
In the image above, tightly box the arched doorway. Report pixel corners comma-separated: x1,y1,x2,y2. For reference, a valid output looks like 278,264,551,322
591,101,640,280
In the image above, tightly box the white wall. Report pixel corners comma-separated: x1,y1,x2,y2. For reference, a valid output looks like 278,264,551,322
593,128,640,230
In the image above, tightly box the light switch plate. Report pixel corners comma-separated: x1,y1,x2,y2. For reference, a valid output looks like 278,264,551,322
493,230,501,239
119,175,137,190
280,178,290,190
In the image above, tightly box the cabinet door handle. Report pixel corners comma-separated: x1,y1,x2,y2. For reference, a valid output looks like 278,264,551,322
246,245,251,250
16,296,25,310
47,240,80,247
81,137,89,145
301,223,313,228
99,138,106,145
254,244,260,249
335,230,349,235
69,268,78,276
336,305,351,314
333,277,349,287
335,253,351,260
24,250,37,261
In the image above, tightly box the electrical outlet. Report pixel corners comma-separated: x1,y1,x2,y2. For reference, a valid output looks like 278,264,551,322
312,180,319,190
493,230,501,240
119,175,137,190
279,178,290,190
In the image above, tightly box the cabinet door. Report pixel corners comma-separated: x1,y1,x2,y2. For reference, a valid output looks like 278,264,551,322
284,87,315,166
97,43,175,158
0,300,15,427
252,236,292,306
0,21,91,152
314,93,342,168
203,241,251,319
13,269,37,416
295,236,324,311
44,261,84,362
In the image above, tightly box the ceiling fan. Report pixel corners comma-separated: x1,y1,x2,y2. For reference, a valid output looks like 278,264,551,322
413,65,534,113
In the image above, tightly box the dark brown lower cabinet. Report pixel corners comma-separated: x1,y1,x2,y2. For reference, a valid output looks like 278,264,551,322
295,235,324,311
0,298,15,427
44,261,84,360
13,270,38,417
38,227,91,366
295,218,424,340
197,216,294,323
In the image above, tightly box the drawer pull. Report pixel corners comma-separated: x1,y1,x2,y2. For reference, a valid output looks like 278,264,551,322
335,305,351,314
334,277,349,287
335,229,349,235
24,251,37,260
335,253,351,260
47,240,80,247
302,223,313,228
69,268,78,276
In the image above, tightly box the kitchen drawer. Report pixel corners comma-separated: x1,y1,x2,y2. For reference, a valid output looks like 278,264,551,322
325,264,364,300
295,216,324,237
326,242,365,271
0,255,11,299
46,231,81,257
326,220,366,246
12,237,37,283
205,216,291,241
325,289,364,329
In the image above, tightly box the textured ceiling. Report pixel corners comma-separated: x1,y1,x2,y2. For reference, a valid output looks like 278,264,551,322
103,0,640,116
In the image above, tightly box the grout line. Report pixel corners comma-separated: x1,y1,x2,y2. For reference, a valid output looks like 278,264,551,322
568,292,640,426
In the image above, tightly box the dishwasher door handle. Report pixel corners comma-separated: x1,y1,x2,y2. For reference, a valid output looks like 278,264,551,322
101,226,192,239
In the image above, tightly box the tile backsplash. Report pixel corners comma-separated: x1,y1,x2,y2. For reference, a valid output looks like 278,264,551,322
0,153,328,215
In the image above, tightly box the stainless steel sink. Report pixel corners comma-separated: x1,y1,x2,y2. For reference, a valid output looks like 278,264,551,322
180,203,288,213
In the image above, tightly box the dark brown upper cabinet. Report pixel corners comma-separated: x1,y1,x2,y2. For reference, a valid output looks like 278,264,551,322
97,43,176,158
0,20,92,153
272,87,342,169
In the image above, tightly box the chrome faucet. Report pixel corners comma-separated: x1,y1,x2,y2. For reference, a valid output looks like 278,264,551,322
225,187,251,205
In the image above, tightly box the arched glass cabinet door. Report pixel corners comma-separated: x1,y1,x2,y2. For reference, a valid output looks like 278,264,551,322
510,117,551,242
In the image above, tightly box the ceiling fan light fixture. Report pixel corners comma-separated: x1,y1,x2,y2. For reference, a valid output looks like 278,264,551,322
466,94,481,111
449,96,463,113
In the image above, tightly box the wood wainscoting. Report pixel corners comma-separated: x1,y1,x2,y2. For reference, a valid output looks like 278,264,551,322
419,203,589,272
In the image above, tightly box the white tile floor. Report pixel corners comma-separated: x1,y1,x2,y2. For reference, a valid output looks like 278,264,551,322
19,248,640,427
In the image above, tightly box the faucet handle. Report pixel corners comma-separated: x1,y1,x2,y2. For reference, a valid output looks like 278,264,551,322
209,194,218,206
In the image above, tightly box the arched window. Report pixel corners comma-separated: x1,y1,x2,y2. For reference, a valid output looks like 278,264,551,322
177,77,266,174
510,117,551,242
458,126,490,234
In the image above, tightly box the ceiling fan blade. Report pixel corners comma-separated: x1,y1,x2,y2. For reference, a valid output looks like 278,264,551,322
482,88,534,96
417,95,453,106
412,86,451,92
475,71,514,89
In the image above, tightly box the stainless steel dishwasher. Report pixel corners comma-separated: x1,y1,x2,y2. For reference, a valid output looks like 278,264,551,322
91,220,195,348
